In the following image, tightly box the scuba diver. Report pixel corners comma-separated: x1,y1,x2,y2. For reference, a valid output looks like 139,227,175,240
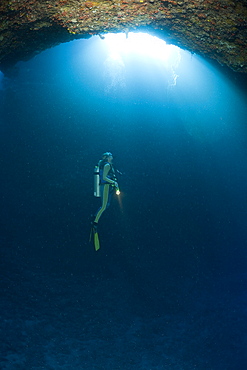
90,152,119,251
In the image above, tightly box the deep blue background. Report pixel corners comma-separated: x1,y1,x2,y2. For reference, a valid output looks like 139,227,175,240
0,34,247,369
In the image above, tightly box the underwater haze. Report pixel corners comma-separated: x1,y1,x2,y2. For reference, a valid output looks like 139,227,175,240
0,33,247,369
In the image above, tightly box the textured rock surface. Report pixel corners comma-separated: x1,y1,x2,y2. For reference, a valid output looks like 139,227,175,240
0,0,247,73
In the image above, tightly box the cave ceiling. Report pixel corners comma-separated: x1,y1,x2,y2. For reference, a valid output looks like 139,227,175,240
0,0,247,74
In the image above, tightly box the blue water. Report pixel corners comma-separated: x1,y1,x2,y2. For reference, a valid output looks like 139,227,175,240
0,33,246,369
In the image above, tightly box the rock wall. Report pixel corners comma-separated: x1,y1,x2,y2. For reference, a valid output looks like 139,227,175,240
0,0,247,73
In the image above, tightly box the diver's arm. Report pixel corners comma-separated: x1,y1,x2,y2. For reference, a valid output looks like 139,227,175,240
103,164,118,187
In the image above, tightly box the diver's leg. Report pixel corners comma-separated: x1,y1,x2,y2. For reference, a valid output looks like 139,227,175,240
94,184,110,223
106,186,114,209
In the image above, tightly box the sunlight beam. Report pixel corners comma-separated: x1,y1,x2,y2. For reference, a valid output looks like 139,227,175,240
103,32,180,62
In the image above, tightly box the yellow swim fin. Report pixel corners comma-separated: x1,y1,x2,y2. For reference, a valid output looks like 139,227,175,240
89,222,100,251
94,231,100,251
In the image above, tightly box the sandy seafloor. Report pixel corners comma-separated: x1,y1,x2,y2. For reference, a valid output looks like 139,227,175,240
1,245,246,370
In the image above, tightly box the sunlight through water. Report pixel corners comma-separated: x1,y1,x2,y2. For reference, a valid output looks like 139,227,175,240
103,32,180,63
102,32,181,92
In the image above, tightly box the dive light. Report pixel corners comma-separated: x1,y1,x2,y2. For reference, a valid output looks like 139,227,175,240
116,187,120,195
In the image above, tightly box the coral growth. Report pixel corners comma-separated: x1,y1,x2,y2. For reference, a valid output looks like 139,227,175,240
0,0,247,72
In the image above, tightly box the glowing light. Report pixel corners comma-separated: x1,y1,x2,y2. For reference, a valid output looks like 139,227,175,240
102,32,181,90
103,32,180,63
116,187,123,211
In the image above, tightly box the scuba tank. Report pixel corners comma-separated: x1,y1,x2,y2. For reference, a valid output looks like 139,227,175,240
94,161,122,197
94,165,100,197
